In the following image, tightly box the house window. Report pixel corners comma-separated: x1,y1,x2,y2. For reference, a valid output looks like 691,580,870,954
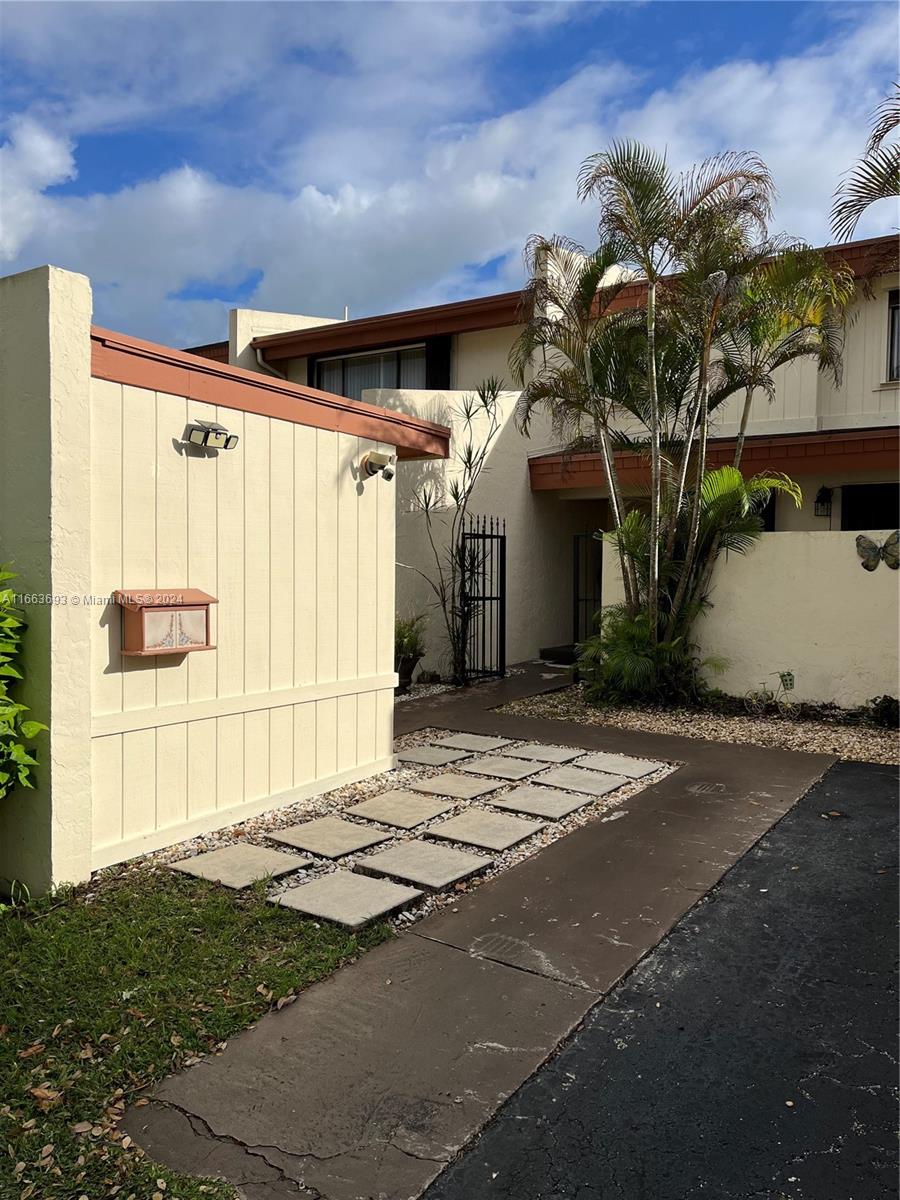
840,482,900,531
315,345,426,400
889,289,900,382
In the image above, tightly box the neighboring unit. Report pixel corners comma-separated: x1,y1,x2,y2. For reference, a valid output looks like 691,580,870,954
192,235,899,698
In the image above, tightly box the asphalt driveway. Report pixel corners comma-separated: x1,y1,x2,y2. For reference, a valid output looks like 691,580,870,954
426,760,899,1200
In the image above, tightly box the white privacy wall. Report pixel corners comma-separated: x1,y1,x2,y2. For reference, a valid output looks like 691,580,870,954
601,532,899,707
89,379,397,869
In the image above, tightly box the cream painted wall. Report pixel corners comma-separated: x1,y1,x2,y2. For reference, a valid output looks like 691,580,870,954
451,326,524,391
88,381,397,870
711,275,900,439
228,308,342,373
601,532,899,706
367,386,598,675
0,266,94,894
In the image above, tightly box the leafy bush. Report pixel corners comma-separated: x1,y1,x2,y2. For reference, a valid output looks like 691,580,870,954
577,605,726,705
395,614,426,662
0,565,47,800
865,694,900,729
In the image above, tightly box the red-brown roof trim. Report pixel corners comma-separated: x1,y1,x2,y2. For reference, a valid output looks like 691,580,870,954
529,427,900,491
252,290,526,362
191,233,896,367
91,326,450,460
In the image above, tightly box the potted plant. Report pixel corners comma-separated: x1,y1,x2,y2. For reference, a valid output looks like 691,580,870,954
395,615,426,695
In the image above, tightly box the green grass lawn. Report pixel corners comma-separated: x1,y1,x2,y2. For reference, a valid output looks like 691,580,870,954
0,869,390,1199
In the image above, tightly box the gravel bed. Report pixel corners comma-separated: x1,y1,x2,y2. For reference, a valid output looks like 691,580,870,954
107,726,676,927
500,684,899,766
394,682,454,704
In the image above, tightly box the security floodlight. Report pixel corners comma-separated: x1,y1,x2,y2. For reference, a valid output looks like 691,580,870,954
184,422,239,450
361,450,395,481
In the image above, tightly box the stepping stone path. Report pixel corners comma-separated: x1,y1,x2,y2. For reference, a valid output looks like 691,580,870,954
574,752,665,778
396,746,471,767
171,844,310,889
361,841,493,890
432,732,513,752
411,773,504,800
538,765,629,797
171,731,669,929
500,742,582,764
491,784,592,821
428,809,545,852
270,816,390,859
346,790,453,829
274,870,421,930
458,755,539,782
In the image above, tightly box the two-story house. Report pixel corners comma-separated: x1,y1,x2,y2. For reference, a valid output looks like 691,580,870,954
188,233,899,702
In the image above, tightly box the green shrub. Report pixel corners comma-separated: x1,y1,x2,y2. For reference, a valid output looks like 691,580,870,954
395,614,426,661
0,565,47,800
577,605,726,706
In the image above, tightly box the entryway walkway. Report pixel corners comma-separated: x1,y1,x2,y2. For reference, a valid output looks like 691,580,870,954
124,663,834,1199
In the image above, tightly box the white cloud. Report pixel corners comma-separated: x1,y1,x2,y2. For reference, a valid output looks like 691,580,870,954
0,2,896,347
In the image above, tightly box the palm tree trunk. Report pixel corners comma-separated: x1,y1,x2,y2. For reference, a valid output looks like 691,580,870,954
646,278,661,641
665,298,720,639
597,421,638,617
733,384,754,469
664,376,703,560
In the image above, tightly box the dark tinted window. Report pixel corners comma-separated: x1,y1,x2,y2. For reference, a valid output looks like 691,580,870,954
889,289,899,383
840,482,900,531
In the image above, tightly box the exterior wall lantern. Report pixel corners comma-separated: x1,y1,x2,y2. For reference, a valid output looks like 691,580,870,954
814,486,833,518
186,422,239,450
114,590,217,656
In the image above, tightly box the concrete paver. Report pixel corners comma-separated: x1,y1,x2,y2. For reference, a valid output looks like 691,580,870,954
457,755,539,781
396,746,471,767
170,844,310,889
537,764,629,797
500,742,581,763
360,840,493,889
573,751,665,777
428,809,545,852
345,790,453,829
270,816,390,858
273,870,421,929
432,733,513,752
411,773,504,800
490,784,592,821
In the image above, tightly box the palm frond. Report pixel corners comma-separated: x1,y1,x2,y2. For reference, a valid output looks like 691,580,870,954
831,144,900,241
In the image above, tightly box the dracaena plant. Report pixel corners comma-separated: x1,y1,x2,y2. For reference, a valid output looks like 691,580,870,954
0,565,48,800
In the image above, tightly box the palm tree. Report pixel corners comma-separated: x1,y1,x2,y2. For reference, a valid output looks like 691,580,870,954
510,233,641,613
832,83,900,241
576,142,774,640
711,245,855,468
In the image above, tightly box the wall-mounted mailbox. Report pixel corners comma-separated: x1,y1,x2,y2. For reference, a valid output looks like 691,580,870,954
113,589,217,657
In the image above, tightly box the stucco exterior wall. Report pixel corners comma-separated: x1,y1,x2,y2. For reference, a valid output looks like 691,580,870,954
368,387,600,675
601,531,899,707
0,266,94,894
451,326,522,391
228,308,341,373
88,381,396,870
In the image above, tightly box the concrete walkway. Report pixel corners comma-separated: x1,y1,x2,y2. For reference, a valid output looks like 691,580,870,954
124,664,834,1200
426,760,899,1200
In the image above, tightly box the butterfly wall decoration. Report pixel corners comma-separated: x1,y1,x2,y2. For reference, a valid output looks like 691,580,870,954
855,530,899,571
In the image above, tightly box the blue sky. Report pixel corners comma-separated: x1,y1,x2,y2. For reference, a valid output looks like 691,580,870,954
1,1,896,345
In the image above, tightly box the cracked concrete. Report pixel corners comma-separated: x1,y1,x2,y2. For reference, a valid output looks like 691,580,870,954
124,669,838,1200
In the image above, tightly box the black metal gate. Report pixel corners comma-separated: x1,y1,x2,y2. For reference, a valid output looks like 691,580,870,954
458,515,506,679
573,532,603,643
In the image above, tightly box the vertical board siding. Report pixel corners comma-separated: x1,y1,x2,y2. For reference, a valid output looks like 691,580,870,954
88,380,397,865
